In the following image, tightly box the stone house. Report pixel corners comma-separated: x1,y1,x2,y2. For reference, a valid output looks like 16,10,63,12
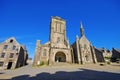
111,48,120,62
0,37,28,70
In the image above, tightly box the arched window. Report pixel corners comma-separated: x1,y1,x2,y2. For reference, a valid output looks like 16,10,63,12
84,44,87,49
43,49,47,56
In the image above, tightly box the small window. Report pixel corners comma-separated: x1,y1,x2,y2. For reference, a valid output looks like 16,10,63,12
43,49,47,56
57,37,60,43
102,50,105,52
10,39,13,43
4,45,8,49
1,53,5,58
84,44,87,49
12,46,16,50
9,53,14,58
0,62,4,67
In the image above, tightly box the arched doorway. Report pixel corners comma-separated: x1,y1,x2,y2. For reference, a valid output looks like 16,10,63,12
55,52,66,62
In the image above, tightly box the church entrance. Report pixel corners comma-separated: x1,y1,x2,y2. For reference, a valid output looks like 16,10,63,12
55,52,66,62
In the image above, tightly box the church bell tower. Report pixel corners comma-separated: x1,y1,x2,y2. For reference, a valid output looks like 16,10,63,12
50,16,67,48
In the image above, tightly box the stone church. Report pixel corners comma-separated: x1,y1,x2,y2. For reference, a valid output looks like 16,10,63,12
72,23,97,64
33,16,104,66
33,16,73,66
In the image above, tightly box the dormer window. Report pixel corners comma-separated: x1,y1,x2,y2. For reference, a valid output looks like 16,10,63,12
10,39,13,43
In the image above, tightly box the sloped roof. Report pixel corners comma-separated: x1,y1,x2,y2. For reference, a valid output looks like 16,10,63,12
113,48,120,53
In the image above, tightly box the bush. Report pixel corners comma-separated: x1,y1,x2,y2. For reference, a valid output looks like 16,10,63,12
104,57,111,60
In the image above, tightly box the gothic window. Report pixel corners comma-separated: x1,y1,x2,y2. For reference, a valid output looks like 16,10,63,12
4,45,8,49
1,53,5,58
0,62,4,67
60,23,61,32
84,44,87,49
9,53,14,58
12,46,16,50
58,23,60,32
43,49,47,56
57,37,60,43
56,23,58,32
55,22,57,31
60,24,63,33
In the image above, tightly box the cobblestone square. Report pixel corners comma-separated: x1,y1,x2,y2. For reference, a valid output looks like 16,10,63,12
0,63,120,80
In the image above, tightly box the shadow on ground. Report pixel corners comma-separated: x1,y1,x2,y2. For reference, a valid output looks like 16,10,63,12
11,68,120,80
111,64,120,67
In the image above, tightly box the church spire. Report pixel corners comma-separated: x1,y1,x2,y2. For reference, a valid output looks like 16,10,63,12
80,22,85,37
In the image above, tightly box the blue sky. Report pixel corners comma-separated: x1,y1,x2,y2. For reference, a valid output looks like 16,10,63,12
0,0,120,59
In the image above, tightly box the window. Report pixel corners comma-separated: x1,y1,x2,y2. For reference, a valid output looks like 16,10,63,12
57,37,60,43
55,22,57,31
12,46,16,50
16,53,18,55
10,39,13,43
84,44,87,49
1,53,5,58
4,45,8,49
60,24,63,33
60,24,61,32
43,49,47,56
0,62,4,67
9,53,14,58
102,50,105,52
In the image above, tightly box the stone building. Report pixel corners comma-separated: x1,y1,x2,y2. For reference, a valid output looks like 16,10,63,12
0,37,28,70
33,16,72,66
33,16,106,66
94,48,105,62
111,48,120,62
71,23,97,64
95,48,112,62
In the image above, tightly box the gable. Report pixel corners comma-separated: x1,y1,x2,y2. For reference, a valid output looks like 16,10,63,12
3,37,20,45
79,35,90,45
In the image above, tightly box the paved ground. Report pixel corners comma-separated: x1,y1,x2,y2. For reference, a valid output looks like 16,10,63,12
0,63,120,80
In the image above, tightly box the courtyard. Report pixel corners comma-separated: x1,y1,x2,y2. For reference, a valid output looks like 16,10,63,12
0,63,120,80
